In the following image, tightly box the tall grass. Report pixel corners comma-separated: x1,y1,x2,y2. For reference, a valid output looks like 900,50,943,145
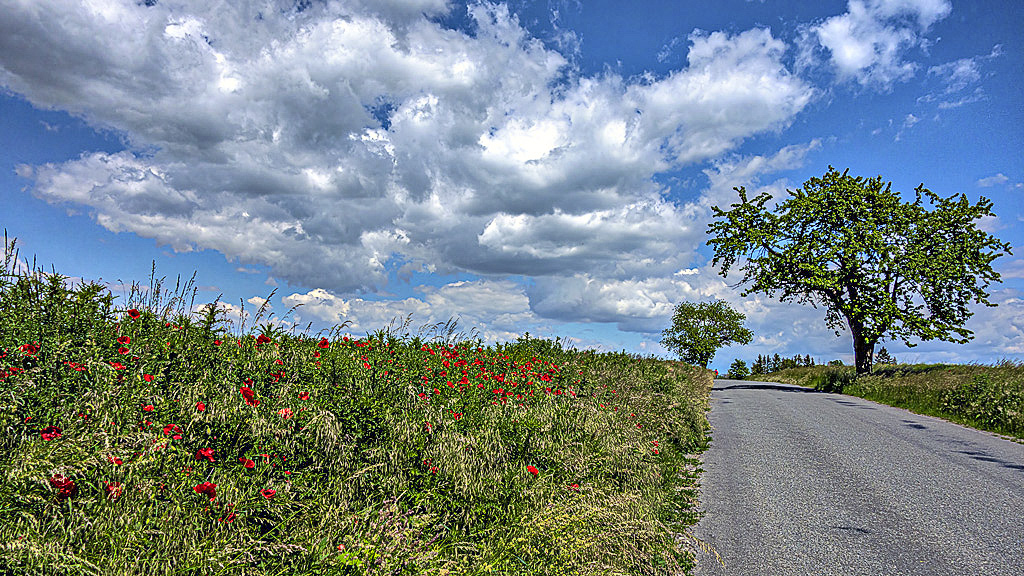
766,363,1024,439
0,235,712,575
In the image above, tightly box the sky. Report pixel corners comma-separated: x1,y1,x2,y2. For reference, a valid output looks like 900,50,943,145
1,0,1022,373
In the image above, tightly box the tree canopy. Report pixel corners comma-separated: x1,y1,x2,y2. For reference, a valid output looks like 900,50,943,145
706,166,1012,374
661,300,752,368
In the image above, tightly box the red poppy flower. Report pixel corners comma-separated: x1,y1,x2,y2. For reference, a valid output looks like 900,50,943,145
117,336,131,345
127,309,141,319
240,386,259,407
239,457,255,469
110,362,126,370
196,401,206,412
118,347,130,355
193,481,216,500
64,361,87,372
108,456,123,465
195,447,215,462
256,334,272,345
298,391,309,401
277,408,293,419
568,483,580,491
317,337,330,349
19,342,40,355
527,465,539,476
214,339,222,346
163,424,182,438
143,404,154,412
260,488,276,499
104,481,123,501
143,374,154,382
40,425,62,441
50,474,77,499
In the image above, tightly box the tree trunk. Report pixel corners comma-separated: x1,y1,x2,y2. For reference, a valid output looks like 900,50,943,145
850,321,874,375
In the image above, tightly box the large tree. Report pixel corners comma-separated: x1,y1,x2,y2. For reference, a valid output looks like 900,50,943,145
661,300,753,368
706,166,1012,374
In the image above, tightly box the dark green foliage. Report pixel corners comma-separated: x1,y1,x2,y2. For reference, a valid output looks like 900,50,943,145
941,374,1024,434
751,355,768,375
808,367,856,393
660,301,753,368
707,167,1012,374
751,353,815,375
874,347,896,366
726,359,749,380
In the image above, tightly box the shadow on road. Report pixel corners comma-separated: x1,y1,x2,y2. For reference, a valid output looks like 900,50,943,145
958,450,1024,471
832,398,876,409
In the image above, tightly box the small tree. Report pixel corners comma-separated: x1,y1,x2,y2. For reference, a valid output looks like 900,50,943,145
874,347,896,366
661,300,753,368
727,359,750,379
751,354,768,375
708,167,1012,374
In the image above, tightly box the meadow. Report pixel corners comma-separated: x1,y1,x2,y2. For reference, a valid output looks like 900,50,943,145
764,363,1024,440
0,240,712,575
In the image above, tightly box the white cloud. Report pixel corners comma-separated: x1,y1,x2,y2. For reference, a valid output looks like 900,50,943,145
247,296,270,308
894,112,919,141
976,173,1009,188
700,139,823,210
810,0,951,90
283,279,537,342
999,260,1024,280
919,45,1001,109
1,0,812,306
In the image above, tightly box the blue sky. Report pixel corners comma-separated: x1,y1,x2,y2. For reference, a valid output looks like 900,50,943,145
1,0,1021,373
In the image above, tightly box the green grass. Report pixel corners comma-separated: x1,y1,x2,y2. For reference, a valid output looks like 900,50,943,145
762,363,1024,440
0,238,712,575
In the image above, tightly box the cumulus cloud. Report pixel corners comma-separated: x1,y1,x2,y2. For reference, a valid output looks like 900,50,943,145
2,1,811,298
808,0,951,90
1,0,818,340
699,139,823,210
976,173,1010,188
283,279,537,342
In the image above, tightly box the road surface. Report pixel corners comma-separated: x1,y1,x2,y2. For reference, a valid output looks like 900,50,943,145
691,379,1024,576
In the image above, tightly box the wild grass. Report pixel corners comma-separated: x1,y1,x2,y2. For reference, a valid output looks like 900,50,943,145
765,362,1024,439
0,235,712,576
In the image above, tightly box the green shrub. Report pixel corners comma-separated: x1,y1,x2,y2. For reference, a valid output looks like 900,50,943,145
940,374,1024,434
808,367,856,393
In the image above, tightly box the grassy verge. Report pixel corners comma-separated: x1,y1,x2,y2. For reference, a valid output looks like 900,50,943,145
0,243,711,575
762,363,1024,440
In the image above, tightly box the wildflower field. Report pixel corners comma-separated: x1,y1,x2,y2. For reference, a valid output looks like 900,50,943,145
0,241,712,575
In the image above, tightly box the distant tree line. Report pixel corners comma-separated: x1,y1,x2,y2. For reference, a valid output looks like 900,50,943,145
751,353,816,375
725,347,898,380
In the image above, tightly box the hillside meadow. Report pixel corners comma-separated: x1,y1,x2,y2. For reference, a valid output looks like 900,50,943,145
0,243,712,575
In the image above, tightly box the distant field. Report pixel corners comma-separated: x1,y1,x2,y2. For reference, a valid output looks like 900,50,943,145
762,363,1024,440
0,254,712,575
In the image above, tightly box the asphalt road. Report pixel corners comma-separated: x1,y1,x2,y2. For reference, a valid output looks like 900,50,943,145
691,379,1024,576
